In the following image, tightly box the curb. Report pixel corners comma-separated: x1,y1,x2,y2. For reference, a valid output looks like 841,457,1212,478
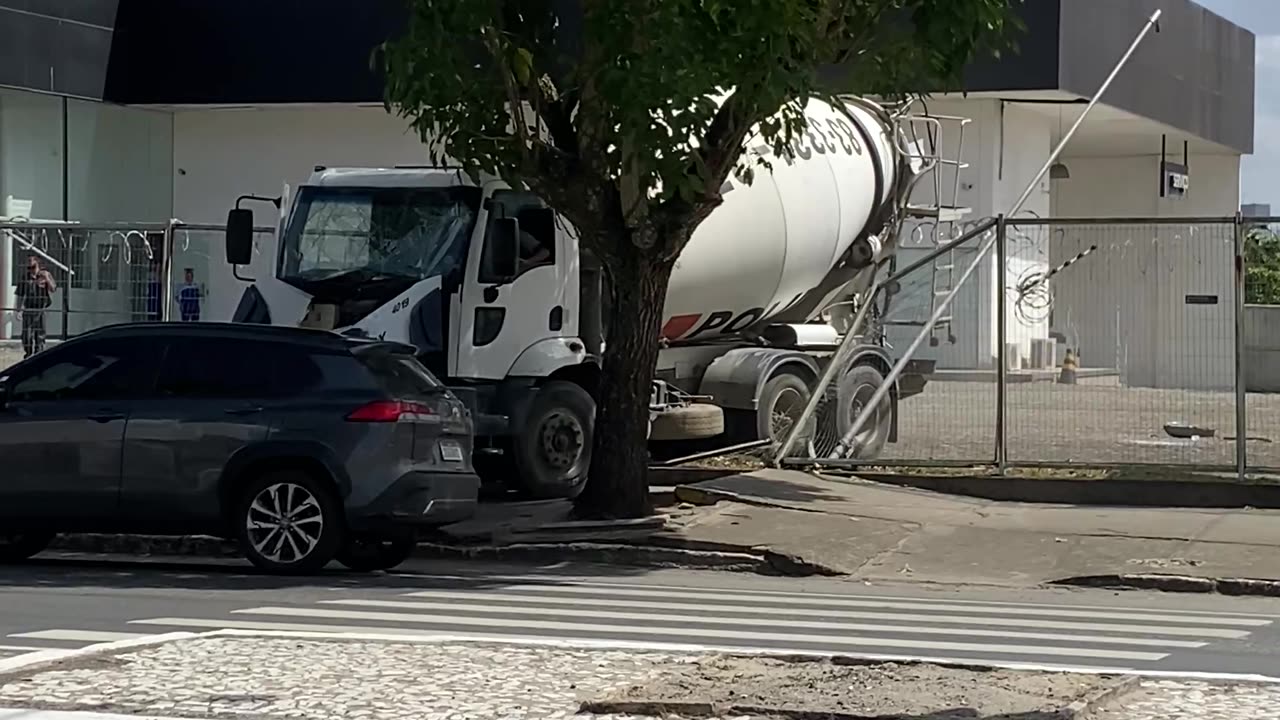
833,471,1280,509
1050,573,1280,597
47,531,845,578
1061,675,1143,719
0,632,199,682
413,541,765,572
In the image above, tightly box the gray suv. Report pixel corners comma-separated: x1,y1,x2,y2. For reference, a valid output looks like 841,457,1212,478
0,322,479,574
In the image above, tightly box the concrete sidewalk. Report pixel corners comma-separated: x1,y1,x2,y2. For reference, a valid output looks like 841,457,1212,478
665,469,1280,588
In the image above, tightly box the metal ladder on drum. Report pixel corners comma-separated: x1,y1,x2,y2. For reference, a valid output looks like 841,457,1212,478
890,111,972,346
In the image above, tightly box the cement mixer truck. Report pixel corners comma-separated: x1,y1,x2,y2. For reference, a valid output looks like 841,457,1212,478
223,95,959,499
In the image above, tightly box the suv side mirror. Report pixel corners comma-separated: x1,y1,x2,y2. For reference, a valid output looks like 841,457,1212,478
488,218,521,283
226,208,255,265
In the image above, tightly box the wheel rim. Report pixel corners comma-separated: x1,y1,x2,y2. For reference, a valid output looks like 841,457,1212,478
846,382,888,451
768,386,806,443
245,483,324,565
538,410,585,472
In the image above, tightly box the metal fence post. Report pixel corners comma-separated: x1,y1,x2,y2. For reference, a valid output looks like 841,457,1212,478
995,215,1008,472
60,275,69,340
1234,212,1247,481
161,220,176,322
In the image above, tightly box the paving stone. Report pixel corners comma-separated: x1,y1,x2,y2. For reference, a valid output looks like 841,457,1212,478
0,636,755,719
1094,678,1280,719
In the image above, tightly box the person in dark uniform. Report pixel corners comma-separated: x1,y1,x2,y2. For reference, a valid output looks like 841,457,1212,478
177,268,202,322
15,256,55,358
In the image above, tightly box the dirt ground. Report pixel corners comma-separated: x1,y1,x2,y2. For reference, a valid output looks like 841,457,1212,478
887,380,1280,469
588,655,1127,719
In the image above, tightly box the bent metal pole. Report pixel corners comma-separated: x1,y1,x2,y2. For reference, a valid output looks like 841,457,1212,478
828,9,1164,461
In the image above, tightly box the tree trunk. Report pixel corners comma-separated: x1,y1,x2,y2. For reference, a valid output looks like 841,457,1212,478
574,239,675,519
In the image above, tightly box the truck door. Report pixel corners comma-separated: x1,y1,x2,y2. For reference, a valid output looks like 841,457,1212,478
453,190,569,380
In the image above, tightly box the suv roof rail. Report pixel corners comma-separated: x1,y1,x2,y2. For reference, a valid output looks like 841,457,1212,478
88,321,350,344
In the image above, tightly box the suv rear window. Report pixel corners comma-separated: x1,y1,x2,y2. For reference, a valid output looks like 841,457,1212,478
355,349,443,398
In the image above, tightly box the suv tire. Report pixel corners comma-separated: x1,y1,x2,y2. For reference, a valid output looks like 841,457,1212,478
336,536,417,572
0,531,55,563
235,470,344,574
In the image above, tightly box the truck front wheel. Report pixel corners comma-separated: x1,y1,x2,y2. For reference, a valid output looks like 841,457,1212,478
513,381,596,500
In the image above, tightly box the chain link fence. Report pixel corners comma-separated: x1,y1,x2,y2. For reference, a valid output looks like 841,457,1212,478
779,214,1280,478
1,220,273,370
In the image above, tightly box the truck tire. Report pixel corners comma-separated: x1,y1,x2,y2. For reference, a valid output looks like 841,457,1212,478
513,380,595,500
835,363,893,460
648,403,724,441
756,372,813,457
336,535,417,572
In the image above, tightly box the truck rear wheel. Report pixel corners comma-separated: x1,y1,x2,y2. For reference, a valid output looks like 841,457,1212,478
756,372,814,458
513,380,595,500
835,364,892,460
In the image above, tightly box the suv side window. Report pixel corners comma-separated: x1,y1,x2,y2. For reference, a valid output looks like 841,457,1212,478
355,349,442,398
291,350,381,396
6,338,161,402
156,337,282,399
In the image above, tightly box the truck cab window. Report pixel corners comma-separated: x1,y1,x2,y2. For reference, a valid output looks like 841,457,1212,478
480,193,555,283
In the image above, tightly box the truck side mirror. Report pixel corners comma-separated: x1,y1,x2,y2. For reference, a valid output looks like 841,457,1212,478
487,218,521,283
226,208,255,265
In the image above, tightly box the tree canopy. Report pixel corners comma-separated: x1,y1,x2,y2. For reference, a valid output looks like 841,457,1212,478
380,0,1020,254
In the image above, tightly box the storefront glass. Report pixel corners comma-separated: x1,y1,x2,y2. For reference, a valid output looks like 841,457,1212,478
0,88,174,339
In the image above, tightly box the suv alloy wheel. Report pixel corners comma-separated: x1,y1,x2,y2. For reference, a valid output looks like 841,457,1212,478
235,470,345,574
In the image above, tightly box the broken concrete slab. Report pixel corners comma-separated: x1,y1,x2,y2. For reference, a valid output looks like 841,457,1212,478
583,655,1135,720
668,470,1280,590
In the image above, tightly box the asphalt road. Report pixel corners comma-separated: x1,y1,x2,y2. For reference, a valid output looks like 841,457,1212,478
0,552,1278,680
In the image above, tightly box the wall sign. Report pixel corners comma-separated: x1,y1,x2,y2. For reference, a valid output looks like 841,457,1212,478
1160,135,1189,200
1163,160,1189,198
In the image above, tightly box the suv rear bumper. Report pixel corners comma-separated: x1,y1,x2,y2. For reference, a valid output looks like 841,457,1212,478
349,470,480,530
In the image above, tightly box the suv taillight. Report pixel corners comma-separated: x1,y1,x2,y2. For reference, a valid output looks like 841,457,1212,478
346,400,436,423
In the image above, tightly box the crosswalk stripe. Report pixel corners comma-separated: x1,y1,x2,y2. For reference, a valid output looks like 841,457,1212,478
224,606,1168,661
469,584,1271,627
126,616,1137,673
0,644,47,652
9,630,152,643
319,598,1204,648
391,589,1249,639
397,575,1280,619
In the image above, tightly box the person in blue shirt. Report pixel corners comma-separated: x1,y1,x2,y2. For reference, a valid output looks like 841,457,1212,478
177,268,202,322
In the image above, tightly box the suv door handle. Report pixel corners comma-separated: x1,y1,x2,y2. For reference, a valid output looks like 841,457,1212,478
88,411,125,423
224,405,264,416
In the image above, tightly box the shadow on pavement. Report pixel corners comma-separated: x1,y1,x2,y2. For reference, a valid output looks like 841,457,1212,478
0,552,656,593
686,471,841,506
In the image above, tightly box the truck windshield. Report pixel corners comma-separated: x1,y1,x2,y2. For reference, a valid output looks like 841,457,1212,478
279,186,479,283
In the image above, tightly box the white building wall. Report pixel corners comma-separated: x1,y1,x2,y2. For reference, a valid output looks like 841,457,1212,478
1049,153,1240,390
172,105,431,322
